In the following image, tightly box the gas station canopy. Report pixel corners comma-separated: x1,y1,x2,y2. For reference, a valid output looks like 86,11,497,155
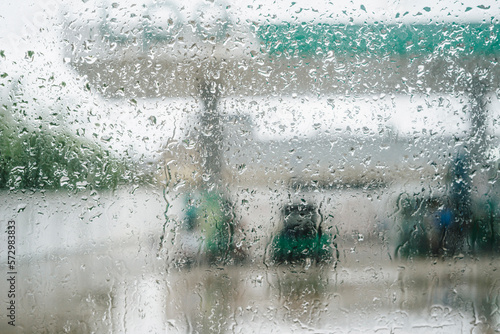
63,0,500,98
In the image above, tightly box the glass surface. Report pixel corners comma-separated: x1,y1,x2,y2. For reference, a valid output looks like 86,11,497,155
1,0,500,333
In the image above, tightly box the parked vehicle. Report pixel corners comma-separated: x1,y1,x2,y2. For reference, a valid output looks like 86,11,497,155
271,203,334,265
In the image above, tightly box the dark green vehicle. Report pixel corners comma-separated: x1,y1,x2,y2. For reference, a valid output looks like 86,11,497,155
271,203,333,264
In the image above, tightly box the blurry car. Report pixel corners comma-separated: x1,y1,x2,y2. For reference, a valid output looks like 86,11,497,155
271,203,334,265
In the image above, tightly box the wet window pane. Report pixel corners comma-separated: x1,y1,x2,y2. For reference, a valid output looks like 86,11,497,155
1,0,500,333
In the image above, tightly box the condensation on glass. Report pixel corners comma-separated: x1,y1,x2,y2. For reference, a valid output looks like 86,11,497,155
0,0,499,333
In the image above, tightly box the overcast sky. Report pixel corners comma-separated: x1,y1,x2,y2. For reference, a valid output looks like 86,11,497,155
2,0,499,48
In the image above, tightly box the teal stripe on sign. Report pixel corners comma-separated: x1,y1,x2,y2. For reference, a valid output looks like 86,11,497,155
256,23,500,57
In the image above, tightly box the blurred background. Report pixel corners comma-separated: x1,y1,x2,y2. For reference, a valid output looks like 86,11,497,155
1,0,500,332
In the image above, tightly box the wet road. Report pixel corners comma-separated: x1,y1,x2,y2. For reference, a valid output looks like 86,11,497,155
0,188,499,333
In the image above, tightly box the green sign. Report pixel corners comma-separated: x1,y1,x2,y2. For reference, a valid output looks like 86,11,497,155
257,23,500,57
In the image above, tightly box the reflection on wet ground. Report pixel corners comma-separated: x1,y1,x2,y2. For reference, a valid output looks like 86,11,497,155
166,260,500,334
0,188,499,333
5,254,500,333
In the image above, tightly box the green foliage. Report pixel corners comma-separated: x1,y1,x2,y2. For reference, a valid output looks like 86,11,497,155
0,114,133,190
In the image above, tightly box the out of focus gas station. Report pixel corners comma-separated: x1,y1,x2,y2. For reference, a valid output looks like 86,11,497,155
1,0,500,332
